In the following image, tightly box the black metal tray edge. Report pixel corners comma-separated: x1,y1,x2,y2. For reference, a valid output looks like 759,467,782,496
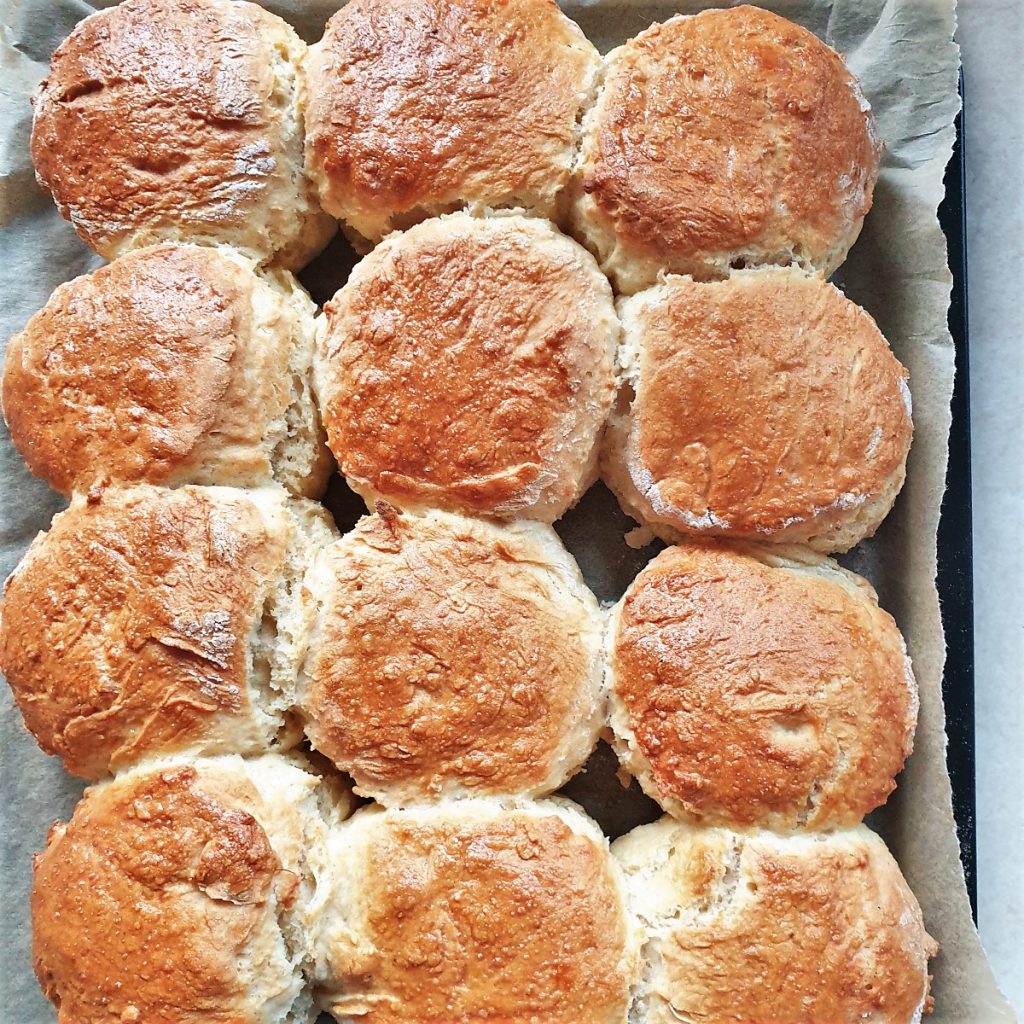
936,71,976,920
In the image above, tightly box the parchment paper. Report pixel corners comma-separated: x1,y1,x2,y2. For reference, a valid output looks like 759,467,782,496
0,1,1014,1021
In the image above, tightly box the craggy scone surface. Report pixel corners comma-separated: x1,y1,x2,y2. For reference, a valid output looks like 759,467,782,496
609,270,912,545
304,0,598,239
610,542,916,829
325,807,635,1024
318,214,616,519
577,5,880,284
32,765,292,1024
301,508,602,801
0,487,287,778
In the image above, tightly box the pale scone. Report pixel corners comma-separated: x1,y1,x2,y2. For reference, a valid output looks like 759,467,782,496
0,485,336,779
31,0,334,268
603,269,912,552
613,819,937,1024
302,0,599,244
3,243,332,498
570,6,882,293
31,753,354,1024
299,505,605,804
316,213,618,522
608,540,918,830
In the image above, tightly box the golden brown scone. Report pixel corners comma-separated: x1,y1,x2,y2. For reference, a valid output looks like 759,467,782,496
299,505,604,804
2,244,332,499
31,0,334,268
608,541,917,830
302,0,599,244
315,799,641,1024
0,485,337,779
604,269,912,551
316,213,618,522
613,819,937,1024
571,6,882,293
32,753,355,1024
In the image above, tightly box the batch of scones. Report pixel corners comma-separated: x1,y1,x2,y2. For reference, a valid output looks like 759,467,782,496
0,0,939,1022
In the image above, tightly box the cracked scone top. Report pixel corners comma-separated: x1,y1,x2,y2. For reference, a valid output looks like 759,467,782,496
2,244,332,499
603,269,912,552
316,213,618,522
608,541,917,830
571,5,882,293
315,799,641,1024
302,0,599,244
0,485,336,780
31,754,354,1024
299,506,605,804
613,819,936,1024
30,0,334,268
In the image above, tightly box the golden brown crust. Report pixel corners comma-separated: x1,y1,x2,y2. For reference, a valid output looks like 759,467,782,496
2,244,325,497
0,487,292,779
31,0,333,268
300,507,603,802
610,542,916,829
605,270,912,551
614,821,937,1024
303,0,599,241
323,803,637,1024
317,214,617,521
574,7,881,291
32,763,298,1024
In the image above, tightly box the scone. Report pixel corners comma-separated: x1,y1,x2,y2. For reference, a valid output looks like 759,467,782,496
299,505,605,803
613,818,937,1024
302,0,599,244
0,485,336,779
570,6,882,293
314,798,642,1023
316,213,618,522
32,753,354,1024
31,0,334,268
2,243,332,498
603,269,912,551
608,541,917,830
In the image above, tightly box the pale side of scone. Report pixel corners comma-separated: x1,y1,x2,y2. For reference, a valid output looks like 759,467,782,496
30,0,335,269
613,818,937,1024
607,540,918,830
313,797,643,1024
0,484,337,780
298,504,605,804
315,212,619,522
569,6,882,293
2,244,332,498
603,268,912,552
301,0,600,245
31,752,355,1024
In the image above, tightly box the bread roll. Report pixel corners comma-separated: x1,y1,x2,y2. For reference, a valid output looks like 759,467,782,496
31,0,334,268
0,485,336,779
302,0,599,244
316,213,618,521
613,818,936,1024
609,541,917,830
604,269,912,551
299,505,604,804
32,753,354,1024
2,244,332,498
571,6,882,293
315,798,641,1023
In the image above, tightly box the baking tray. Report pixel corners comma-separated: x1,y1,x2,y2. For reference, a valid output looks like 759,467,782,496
936,73,976,919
